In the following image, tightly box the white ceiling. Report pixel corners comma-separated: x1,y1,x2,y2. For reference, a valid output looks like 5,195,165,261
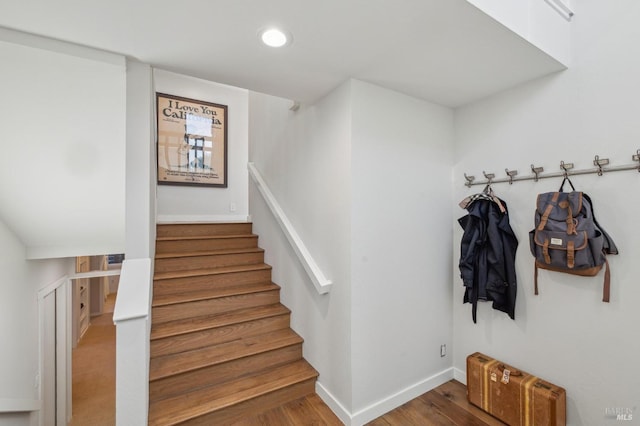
0,0,565,107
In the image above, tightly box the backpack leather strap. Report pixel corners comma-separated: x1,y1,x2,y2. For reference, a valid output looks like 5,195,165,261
537,193,560,231
558,200,577,235
543,239,551,264
534,263,539,295
603,258,610,303
567,241,575,268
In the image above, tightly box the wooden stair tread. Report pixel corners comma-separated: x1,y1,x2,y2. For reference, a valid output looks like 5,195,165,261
148,360,318,426
149,328,303,381
156,233,256,241
150,222,319,424
150,303,291,340
156,223,253,237
155,247,264,260
152,282,279,307
153,263,272,281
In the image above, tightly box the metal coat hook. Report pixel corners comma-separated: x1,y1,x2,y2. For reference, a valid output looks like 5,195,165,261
633,149,640,172
593,155,609,176
505,168,518,184
482,171,495,185
531,164,544,182
464,173,475,187
560,161,574,178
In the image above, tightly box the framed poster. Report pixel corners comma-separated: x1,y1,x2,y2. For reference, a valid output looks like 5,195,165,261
156,93,228,187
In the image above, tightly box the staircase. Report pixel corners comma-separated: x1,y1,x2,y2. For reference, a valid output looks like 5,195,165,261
148,223,319,425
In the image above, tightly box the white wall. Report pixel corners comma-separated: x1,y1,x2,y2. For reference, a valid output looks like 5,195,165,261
0,29,126,259
126,60,156,259
0,218,72,426
466,0,529,36
249,80,455,424
248,83,354,415
466,0,571,65
528,0,571,64
154,69,249,222
0,219,34,426
452,1,640,425
350,80,454,420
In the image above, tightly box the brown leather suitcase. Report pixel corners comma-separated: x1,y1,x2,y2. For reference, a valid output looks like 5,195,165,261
466,352,566,426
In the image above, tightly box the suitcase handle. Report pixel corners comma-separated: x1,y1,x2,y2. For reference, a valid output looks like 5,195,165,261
534,381,552,390
498,363,523,376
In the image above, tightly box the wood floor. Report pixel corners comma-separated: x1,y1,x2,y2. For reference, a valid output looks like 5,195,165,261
367,380,505,426
70,305,504,426
69,282,501,425
69,293,116,426
231,379,505,426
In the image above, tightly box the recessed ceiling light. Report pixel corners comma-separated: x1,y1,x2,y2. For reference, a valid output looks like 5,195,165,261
259,27,291,48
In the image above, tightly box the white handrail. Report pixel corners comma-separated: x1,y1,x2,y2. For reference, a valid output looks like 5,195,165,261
112,258,152,425
113,259,152,323
0,398,40,413
248,162,332,294
70,269,121,280
544,0,574,21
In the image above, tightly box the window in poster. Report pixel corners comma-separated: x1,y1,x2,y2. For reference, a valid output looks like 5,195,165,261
156,93,228,187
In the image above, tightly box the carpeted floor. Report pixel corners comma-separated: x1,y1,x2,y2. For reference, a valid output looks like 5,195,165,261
69,293,116,426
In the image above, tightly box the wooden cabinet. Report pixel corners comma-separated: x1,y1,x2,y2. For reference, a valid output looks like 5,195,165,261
77,280,90,337
73,256,91,346
72,255,116,346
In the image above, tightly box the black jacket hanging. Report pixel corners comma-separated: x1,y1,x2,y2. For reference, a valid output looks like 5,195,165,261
458,194,518,323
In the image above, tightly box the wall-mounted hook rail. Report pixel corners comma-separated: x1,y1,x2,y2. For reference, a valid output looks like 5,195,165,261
463,150,640,187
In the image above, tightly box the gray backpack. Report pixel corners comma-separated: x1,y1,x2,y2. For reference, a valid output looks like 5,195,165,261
529,178,618,302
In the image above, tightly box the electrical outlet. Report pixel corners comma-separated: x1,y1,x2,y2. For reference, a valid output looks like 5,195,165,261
440,344,446,357
229,202,236,212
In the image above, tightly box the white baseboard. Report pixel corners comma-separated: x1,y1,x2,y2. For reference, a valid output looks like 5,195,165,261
315,382,352,426
156,214,250,224
317,367,454,426
453,367,466,383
